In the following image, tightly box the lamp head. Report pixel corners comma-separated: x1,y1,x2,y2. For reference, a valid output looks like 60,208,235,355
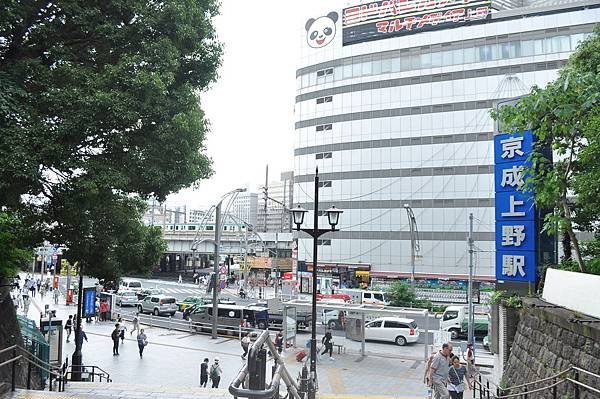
325,206,343,230
290,205,308,229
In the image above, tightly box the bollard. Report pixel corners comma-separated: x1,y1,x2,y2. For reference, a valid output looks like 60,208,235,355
299,363,309,399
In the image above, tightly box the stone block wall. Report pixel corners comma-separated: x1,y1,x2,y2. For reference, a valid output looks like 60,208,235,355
503,297,600,399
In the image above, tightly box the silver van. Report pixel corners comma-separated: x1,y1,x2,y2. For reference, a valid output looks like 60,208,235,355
138,295,178,316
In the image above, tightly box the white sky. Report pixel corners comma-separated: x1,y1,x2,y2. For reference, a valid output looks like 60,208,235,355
166,1,328,209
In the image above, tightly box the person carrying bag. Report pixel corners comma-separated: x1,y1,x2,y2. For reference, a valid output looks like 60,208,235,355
448,356,471,399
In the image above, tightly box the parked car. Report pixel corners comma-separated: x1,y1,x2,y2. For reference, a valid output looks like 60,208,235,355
182,298,237,320
120,279,143,293
138,295,178,316
364,317,420,346
137,288,164,300
116,291,139,307
177,296,207,312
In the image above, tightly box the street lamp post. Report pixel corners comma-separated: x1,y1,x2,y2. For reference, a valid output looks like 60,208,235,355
291,167,342,399
403,204,420,287
71,263,84,381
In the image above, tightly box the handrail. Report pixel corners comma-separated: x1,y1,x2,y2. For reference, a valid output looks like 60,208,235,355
0,355,23,368
0,345,66,392
473,365,600,399
0,345,18,356
230,364,283,399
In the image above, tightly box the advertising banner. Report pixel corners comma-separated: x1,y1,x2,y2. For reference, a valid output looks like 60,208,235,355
342,0,492,45
83,287,97,318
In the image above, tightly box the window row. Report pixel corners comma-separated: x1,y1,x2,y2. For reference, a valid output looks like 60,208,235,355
316,96,333,104
318,181,332,188
299,32,592,89
315,152,333,160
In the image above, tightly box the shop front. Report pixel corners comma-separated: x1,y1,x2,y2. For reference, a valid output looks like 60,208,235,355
297,262,371,294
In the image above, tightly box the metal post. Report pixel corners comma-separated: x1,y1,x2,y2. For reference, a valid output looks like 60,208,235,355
552,377,557,399
11,348,16,391
309,169,320,399
27,361,32,389
574,369,580,399
409,213,415,287
424,310,430,361
71,264,84,381
361,312,365,356
212,201,221,339
468,213,475,347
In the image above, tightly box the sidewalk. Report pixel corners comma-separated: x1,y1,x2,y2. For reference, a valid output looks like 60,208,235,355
16,290,433,398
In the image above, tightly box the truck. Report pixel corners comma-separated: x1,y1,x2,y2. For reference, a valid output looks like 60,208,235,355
440,305,489,339
249,299,312,330
337,288,389,305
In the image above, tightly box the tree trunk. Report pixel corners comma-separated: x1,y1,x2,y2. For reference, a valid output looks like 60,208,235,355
561,198,585,273
562,232,572,261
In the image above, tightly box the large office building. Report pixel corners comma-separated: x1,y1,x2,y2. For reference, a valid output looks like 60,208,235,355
294,0,599,285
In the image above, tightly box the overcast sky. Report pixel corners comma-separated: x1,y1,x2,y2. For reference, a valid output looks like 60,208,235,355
166,1,328,210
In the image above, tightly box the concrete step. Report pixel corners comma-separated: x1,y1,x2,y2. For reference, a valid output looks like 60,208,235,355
8,382,231,399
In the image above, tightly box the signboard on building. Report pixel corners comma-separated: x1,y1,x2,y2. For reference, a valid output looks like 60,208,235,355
342,0,492,45
494,131,537,283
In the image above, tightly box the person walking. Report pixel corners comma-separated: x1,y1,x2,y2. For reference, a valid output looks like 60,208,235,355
321,328,334,360
275,331,284,354
199,358,209,387
118,318,127,343
53,287,60,304
429,343,451,399
241,333,251,359
100,300,109,322
178,274,183,284
130,314,139,336
65,315,73,343
448,356,470,399
209,358,223,388
137,329,148,358
111,324,120,355
76,326,88,348
22,294,30,315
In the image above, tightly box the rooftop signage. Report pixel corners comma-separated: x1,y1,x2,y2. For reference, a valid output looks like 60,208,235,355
342,0,492,45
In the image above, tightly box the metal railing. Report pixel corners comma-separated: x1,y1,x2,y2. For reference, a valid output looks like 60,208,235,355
0,345,66,392
63,365,112,383
229,330,301,399
473,366,600,398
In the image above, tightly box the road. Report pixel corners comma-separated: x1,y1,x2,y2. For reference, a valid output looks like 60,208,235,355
58,274,491,360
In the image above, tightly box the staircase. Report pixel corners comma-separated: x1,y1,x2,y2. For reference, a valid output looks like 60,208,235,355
7,383,231,398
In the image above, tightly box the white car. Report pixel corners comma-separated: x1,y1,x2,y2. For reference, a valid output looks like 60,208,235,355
138,295,178,316
120,279,143,293
116,291,139,307
364,317,420,346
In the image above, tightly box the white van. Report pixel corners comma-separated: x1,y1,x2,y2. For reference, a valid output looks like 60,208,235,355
338,289,389,305
120,279,143,293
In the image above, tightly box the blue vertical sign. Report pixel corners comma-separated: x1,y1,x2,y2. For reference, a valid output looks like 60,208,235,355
83,287,97,318
494,131,537,282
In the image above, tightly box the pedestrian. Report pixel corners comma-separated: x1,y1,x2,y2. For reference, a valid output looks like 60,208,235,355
465,343,478,379
53,287,60,304
29,280,36,298
131,314,139,336
241,332,251,359
199,358,209,387
137,329,148,358
111,324,120,355
178,274,183,284
448,356,470,399
94,298,100,322
76,326,88,348
429,343,451,399
118,318,127,343
275,331,284,354
100,300,109,322
65,315,73,343
209,358,222,388
321,328,334,360
22,294,31,315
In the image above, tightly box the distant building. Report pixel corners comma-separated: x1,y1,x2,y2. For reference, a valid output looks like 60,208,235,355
230,192,258,229
258,171,294,232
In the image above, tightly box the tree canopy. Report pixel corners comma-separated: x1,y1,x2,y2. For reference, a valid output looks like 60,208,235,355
0,0,222,280
492,26,600,274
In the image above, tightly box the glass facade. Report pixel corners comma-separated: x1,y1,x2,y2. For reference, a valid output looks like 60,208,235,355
294,6,599,279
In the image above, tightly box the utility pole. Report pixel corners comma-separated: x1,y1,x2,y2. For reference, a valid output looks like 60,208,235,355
150,197,156,226
263,165,269,233
467,212,475,347
212,202,221,339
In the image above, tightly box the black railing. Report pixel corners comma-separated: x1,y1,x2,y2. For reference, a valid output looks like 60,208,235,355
473,366,600,398
64,365,112,383
229,330,301,399
0,345,67,392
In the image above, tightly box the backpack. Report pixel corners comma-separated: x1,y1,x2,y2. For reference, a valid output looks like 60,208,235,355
210,365,219,379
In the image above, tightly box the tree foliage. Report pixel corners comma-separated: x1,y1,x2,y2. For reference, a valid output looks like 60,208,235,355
386,281,433,308
492,26,600,274
0,212,33,279
0,1,222,280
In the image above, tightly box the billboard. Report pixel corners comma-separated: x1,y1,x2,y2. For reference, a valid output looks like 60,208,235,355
83,287,97,318
494,131,537,283
342,0,492,46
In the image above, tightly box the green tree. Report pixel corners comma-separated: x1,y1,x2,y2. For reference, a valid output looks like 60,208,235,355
492,26,600,273
0,1,221,279
386,281,433,309
0,212,32,279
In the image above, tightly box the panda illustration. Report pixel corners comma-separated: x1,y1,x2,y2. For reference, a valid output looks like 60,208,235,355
305,12,338,49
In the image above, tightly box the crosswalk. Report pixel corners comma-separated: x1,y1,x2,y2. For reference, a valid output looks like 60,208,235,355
160,287,206,295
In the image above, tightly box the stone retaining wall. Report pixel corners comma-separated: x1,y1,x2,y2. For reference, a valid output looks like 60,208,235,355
503,297,600,398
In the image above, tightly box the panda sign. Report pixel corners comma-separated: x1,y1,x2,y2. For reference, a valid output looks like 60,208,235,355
305,12,338,49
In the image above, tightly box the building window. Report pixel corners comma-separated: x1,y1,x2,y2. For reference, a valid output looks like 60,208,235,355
315,152,332,160
316,96,332,104
318,181,332,188
317,239,331,246
205,225,214,231
316,68,333,77
316,124,332,132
